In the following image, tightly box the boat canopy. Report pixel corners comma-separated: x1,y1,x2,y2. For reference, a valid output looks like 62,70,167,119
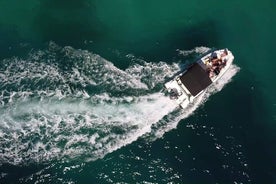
180,63,212,96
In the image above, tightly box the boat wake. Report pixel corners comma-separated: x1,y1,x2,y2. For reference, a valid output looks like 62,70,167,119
0,43,239,165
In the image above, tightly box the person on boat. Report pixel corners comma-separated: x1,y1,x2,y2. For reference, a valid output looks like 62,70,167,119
209,70,215,78
210,56,223,76
207,51,227,77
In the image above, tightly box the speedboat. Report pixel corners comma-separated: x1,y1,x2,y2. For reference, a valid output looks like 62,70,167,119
164,48,234,108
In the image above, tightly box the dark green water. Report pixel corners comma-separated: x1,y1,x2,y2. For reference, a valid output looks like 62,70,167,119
0,0,275,183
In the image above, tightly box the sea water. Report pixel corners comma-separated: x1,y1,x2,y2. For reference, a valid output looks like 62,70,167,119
0,0,275,183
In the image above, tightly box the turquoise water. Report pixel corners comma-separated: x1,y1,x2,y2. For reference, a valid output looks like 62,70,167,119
0,0,275,183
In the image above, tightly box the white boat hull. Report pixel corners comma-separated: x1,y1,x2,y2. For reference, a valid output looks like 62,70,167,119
165,48,234,108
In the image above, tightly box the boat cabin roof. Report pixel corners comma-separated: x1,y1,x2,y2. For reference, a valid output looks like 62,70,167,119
180,63,212,96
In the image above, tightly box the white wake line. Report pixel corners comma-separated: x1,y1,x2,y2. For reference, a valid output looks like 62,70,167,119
0,92,178,164
78,93,178,162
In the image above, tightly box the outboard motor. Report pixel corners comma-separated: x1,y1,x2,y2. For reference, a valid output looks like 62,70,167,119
169,88,180,99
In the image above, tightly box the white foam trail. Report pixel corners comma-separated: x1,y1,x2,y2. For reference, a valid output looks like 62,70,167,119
0,44,239,165
176,46,211,56
0,44,180,165
0,93,176,165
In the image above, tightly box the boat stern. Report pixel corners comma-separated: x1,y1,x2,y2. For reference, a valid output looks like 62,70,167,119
164,78,191,108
